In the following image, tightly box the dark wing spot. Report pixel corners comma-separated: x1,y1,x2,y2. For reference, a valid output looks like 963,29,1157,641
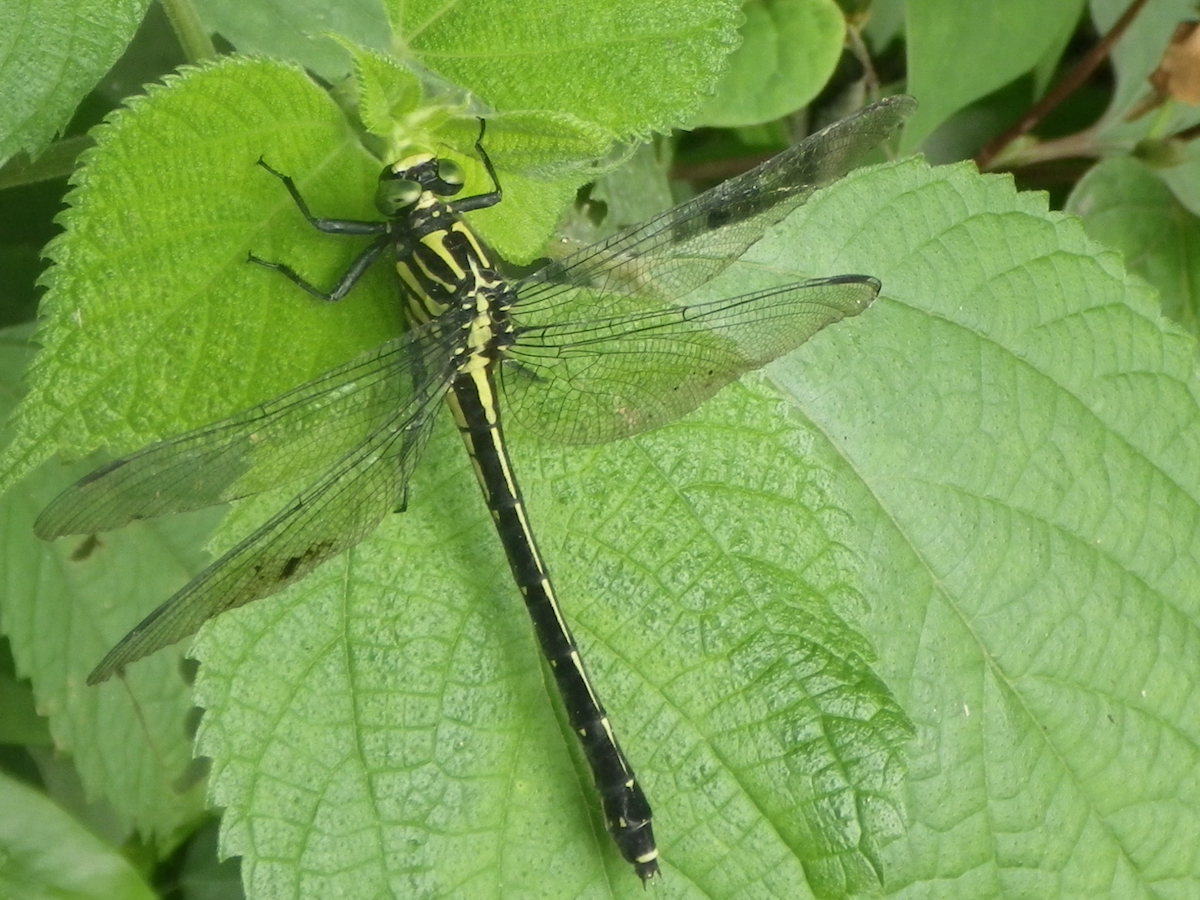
704,208,733,230
71,534,102,561
278,540,337,583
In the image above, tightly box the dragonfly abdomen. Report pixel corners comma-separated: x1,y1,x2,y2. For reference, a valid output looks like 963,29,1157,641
446,365,660,880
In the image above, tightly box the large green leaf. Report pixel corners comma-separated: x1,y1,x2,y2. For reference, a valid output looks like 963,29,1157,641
388,0,744,136
0,325,215,843
1068,155,1200,337
187,380,905,898
774,157,1200,898
903,0,1083,149
0,770,157,900
0,0,151,166
192,0,743,139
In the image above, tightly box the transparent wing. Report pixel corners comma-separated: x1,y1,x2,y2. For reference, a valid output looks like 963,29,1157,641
86,369,452,684
499,97,912,444
515,96,914,315
35,321,456,539
501,275,879,444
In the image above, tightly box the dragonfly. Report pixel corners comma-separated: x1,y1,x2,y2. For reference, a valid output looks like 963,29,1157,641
36,94,915,880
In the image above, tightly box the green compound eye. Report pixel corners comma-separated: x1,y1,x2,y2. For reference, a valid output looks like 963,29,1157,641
375,177,422,216
437,158,464,187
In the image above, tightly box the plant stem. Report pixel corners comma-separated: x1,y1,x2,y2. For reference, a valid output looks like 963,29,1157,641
974,0,1152,170
160,0,217,64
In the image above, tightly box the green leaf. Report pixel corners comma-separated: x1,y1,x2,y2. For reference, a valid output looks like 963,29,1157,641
0,57,395,491
0,324,215,842
195,0,746,138
773,157,1200,898
903,0,1085,149
0,770,157,900
188,377,909,898
389,0,745,135
1067,155,1200,337
341,43,424,138
694,0,847,128
195,0,391,84
0,0,152,166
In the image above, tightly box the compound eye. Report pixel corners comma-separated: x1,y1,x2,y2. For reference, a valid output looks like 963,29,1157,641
375,177,422,216
437,159,465,188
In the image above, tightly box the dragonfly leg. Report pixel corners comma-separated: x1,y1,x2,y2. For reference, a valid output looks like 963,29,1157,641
449,119,503,214
256,158,389,236
248,234,389,302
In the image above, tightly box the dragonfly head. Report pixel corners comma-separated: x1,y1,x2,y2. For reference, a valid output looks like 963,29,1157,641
376,153,466,216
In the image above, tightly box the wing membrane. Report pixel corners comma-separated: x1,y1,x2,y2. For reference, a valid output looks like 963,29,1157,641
499,96,912,444
502,275,879,444
35,323,454,539
86,371,451,684
516,96,914,314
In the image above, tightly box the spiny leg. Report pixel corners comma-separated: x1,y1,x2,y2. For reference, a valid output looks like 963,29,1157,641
449,120,503,214
251,159,391,302
256,158,390,236
248,236,389,302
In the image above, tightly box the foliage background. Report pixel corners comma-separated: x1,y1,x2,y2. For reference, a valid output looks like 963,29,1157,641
2,0,1200,899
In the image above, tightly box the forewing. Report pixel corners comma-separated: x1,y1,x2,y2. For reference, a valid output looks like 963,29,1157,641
515,96,914,312
35,324,451,539
501,275,879,444
86,372,451,685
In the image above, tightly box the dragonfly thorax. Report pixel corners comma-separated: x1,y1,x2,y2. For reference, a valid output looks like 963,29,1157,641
386,166,514,374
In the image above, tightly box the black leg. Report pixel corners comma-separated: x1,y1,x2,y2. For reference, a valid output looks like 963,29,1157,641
257,158,389,236
449,120,503,214
248,234,389,302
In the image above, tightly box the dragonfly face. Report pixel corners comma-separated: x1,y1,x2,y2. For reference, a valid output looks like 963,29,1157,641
35,96,917,881
375,153,467,215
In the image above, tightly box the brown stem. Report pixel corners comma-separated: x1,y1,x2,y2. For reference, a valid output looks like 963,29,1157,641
1174,120,1200,143
974,0,1153,170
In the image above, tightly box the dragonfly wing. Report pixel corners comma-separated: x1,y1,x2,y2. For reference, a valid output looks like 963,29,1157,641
86,373,451,685
516,96,913,312
501,275,879,444
36,323,453,539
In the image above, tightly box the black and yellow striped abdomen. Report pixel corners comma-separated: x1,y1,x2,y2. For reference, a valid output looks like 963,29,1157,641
446,366,658,878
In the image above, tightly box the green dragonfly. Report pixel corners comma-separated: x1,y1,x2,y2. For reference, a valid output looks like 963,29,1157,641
36,94,915,880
